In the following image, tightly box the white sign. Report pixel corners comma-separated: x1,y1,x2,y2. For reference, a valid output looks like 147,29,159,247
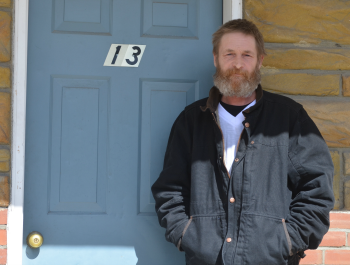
104,44,146,67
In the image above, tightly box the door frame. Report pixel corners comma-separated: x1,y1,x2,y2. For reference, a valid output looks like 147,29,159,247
7,1,242,264
8,0,29,264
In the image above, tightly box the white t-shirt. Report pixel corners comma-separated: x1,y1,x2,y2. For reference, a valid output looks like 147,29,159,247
217,100,256,174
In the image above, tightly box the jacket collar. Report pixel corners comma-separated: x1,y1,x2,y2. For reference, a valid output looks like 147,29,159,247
201,84,264,114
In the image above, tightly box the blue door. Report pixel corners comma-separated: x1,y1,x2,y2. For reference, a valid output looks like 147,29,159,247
23,1,222,264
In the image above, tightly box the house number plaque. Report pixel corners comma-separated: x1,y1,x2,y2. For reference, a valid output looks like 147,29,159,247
104,44,146,67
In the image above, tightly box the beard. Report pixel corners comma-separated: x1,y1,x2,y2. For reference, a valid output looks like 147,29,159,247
213,62,261,98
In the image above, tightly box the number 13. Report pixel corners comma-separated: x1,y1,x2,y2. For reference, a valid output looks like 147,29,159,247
104,44,146,67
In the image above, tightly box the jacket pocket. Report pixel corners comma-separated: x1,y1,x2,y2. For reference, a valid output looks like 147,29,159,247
177,216,193,251
242,213,290,265
282,218,293,256
180,215,225,265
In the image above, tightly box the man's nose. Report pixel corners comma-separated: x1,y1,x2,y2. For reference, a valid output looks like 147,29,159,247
232,57,243,69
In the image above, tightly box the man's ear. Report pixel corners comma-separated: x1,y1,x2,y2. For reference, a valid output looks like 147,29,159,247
213,52,217,67
258,55,264,68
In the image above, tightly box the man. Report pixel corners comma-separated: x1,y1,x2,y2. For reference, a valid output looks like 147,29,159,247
151,19,334,265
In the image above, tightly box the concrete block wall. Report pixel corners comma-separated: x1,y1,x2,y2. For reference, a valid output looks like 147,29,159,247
244,0,350,264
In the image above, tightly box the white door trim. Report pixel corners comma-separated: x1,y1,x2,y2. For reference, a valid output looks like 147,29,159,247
223,0,243,23
7,0,29,264
7,1,243,264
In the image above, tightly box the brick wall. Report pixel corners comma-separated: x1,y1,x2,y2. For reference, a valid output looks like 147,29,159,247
0,0,11,264
244,0,350,264
301,213,350,265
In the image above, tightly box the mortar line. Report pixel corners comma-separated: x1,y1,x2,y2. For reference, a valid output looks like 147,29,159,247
265,42,350,50
0,8,11,13
322,249,325,265
0,62,11,67
286,94,350,102
329,228,350,232
262,68,350,75
318,246,350,250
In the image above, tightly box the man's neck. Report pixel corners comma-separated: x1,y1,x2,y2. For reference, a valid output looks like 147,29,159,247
221,90,256,106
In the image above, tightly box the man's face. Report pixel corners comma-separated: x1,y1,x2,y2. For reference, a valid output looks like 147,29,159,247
213,32,264,98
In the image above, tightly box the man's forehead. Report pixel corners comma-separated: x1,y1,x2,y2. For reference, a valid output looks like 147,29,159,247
219,32,257,53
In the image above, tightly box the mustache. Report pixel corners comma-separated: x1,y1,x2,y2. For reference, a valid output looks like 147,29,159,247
218,68,250,79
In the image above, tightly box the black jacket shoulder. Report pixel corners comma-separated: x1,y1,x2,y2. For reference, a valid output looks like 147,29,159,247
263,91,303,113
184,98,208,114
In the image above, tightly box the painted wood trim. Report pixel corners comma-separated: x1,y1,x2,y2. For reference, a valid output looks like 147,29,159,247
223,0,243,24
7,0,29,264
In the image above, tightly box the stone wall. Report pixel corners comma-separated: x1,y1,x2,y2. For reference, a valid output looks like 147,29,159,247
244,0,350,211
244,0,350,264
0,0,11,264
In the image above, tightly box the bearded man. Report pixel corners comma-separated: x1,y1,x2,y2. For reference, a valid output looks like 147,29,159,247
151,19,334,265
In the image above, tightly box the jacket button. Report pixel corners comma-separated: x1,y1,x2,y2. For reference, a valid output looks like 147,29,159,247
226,238,232,243
245,122,250,128
251,141,254,144
235,158,239,162
230,197,235,203
219,156,222,160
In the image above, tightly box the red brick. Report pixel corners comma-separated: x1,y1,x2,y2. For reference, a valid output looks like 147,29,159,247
325,250,350,264
330,213,350,229
0,209,6,225
319,231,346,247
348,233,350,246
300,249,323,265
0,249,6,265
0,230,6,245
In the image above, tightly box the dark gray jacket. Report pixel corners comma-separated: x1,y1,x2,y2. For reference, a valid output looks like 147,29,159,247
151,85,334,265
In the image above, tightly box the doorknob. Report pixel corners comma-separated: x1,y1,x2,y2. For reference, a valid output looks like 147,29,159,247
26,231,43,248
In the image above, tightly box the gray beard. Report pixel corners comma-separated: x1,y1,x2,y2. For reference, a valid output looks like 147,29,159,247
213,66,261,98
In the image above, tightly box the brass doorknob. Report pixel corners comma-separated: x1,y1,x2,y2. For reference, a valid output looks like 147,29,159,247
26,231,43,248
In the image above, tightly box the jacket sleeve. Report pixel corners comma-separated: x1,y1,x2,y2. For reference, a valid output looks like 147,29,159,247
151,110,192,249
286,107,335,255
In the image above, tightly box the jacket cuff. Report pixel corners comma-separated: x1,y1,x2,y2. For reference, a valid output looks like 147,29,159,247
286,222,308,255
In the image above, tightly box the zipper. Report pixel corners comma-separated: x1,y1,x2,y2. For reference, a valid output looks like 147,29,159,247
282,219,293,256
212,112,231,179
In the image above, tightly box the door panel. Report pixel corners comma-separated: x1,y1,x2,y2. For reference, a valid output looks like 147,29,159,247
142,0,198,38
24,0,222,264
49,76,109,214
139,79,197,213
53,0,112,34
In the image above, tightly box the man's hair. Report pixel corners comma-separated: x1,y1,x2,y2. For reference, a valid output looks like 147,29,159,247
212,19,267,57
